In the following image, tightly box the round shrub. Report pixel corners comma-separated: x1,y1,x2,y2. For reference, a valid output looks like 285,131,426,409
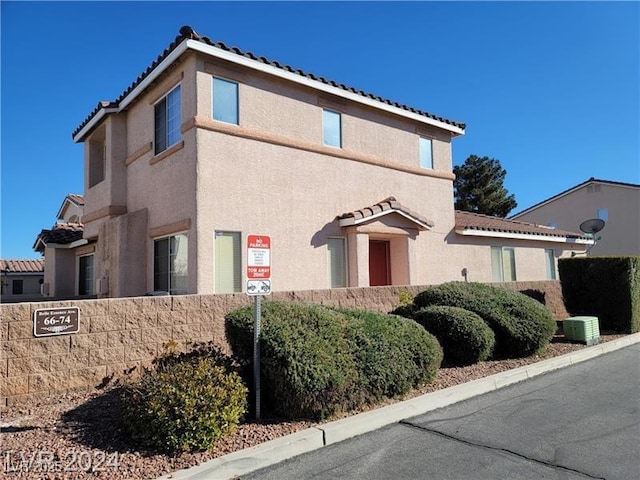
413,305,495,365
414,282,556,359
337,308,443,402
226,301,359,420
120,353,247,454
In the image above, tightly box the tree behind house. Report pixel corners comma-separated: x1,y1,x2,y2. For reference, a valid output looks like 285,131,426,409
453,155,517,217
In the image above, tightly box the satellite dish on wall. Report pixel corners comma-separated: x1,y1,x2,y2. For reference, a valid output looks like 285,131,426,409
579,218,605,235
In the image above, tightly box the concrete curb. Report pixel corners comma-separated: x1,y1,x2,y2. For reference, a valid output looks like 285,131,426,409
159,333,640,479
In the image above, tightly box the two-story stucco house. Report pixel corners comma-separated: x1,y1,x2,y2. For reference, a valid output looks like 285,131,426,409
44,26,591,299
511,178,640,257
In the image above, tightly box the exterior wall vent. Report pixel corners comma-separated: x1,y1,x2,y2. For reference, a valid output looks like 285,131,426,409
563,316,600,345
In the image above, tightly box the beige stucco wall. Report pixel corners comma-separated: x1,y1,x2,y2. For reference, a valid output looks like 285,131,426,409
75,46,587,297
513,183,640,256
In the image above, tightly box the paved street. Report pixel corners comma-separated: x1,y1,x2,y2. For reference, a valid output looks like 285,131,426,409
244,344,640,480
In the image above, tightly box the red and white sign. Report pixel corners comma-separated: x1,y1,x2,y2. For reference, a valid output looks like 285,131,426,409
247,235,271,280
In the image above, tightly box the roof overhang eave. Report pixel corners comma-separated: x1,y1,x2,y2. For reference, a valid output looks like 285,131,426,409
339,209,433,230
455,228,594,244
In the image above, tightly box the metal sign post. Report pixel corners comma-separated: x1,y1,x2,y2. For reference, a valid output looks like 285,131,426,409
247,234,271,420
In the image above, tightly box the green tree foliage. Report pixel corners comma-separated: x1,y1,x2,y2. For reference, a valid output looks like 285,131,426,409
454,155,517,217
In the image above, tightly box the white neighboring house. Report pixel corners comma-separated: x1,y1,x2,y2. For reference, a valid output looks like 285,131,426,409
33,194,95,299
0,259,45,303
510,178,640,256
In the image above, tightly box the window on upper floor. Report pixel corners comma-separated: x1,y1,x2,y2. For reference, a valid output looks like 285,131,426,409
491,246,516,282
419,137,433,169
323,109,342,148
212,77,239,125
154,233,188,294
215,231,241,293
154,85,182,155
327,237,348,288
88,137,105,188
78,254,95,296
597,208,608,222
544,249,556,280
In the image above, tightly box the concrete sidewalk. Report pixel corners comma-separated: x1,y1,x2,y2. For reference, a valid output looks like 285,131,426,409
158,333,640,480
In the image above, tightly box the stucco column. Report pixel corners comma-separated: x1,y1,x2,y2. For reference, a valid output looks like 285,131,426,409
347,230,370,287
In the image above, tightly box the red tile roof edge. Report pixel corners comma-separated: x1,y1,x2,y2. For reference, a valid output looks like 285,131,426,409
0,259,45,273
72,26,466,139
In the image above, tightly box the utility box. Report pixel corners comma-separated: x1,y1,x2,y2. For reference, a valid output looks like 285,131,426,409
563,316,600,345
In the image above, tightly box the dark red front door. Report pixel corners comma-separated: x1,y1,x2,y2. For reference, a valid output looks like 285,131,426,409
369,240,391,286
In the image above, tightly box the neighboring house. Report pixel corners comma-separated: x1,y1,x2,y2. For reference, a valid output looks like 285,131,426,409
0,259,45,303
48,26,590,299
510,178,640,256
33,194,94,299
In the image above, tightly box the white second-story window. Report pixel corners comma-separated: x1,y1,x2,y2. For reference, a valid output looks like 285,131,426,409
154,85,182,154
212,77,239,125
323,109,341,147
420,137,433,169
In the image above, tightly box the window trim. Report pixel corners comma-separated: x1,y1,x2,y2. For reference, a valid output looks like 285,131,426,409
78,253,95,296
322,108,342,148
327,236,348,288
491,246,517,282
153,232,189,295
212,76,239,125
419,136,434,169
154,83,182,155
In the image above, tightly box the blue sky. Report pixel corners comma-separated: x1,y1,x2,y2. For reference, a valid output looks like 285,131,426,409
1,1,638,259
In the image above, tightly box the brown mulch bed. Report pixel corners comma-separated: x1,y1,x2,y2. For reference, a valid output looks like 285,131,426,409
0,332,628,479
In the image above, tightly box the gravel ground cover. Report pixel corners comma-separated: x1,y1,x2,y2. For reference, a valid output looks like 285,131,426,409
0,332,627,479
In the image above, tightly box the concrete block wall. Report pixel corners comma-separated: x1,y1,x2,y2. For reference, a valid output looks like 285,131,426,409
0,281,566,406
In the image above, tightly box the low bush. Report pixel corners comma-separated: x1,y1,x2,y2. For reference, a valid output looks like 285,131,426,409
414,282,556,358
226,302,359,419
226,301,443,419
120,345,247,454
413,305,495,365
337,308,442,402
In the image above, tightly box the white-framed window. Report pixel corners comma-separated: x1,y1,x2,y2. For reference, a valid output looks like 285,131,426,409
212,77,239,125
78,254,95,295
154,84,182,154
491,246,517,282
215,231,241,293
323,109,341,147
545,249,556,280
419,137,433,169
597,208,609,222
327,237,348,288
154,234,188,294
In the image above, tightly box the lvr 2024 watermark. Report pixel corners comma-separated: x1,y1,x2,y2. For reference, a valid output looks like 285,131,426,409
2,449,119,473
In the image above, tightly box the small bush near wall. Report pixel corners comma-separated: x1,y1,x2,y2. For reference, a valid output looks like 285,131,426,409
414,282,556,359
225,301,442,420
559,256,640,333
413,306,495,366
120,344,247,454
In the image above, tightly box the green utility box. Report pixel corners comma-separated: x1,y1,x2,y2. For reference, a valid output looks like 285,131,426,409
563,316,600,345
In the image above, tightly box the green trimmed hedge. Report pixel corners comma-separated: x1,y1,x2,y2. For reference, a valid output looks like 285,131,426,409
559,256,640,333
120,344,247,454
414,282,556,359
225,301,442,419
413,305,495,365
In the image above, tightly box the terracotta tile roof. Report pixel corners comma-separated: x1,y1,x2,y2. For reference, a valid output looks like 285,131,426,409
33,223,84,252
338,197,434,230
67,194,85,206
73,26,465,139
0,259,44,273
510,177,640,218
455,210,587,239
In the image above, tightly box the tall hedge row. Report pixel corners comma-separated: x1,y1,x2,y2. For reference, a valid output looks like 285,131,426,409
559,256,640,333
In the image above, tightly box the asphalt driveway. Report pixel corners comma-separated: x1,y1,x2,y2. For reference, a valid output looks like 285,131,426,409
244,344,640,480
